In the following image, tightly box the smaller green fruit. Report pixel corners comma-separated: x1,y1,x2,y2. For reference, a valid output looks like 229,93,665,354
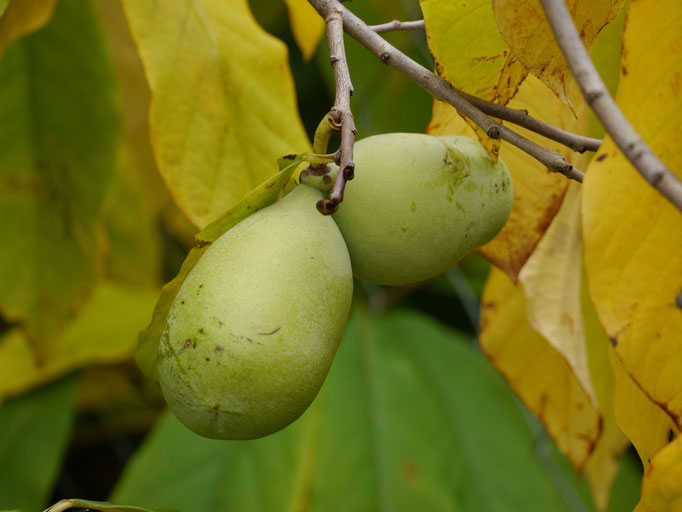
333,133,513,285
158,184,353,440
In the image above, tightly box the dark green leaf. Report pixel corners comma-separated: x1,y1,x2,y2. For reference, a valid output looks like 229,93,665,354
0,376,77,512
0,0,121,342
116,310,570,512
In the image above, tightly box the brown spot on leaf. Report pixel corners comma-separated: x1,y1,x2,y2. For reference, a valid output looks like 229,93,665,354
401,462,419,484
214,345,224,352
265,182,275,189
178,339,192,355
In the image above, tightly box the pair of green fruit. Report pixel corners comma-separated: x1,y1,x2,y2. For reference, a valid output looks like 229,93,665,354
158,133,513,440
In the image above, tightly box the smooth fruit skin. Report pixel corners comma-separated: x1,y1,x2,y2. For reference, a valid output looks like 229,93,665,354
333,133,513,285
158,185,353,440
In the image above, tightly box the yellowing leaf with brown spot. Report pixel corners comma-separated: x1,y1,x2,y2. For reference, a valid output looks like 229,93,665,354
610,346,679,471
492,0,624,106
582,0,682,428
636,437,682,512
0,0,55,58
428,75,587,280
519,182,596,403
479,267,600,469
284,0,325,61
421,0,527,102
121,0,310,228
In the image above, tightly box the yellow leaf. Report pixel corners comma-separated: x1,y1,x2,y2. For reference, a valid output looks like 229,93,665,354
0,282,158,403
519,182,596,403
421,0,527,103
492,0,624,105
583,272,629,510
637,437,682,512
610,346,679,471
582,0,682,427
428,75,588,280
121,0,311,228
284,0,325,61
0,0,56,58
480,267,600,469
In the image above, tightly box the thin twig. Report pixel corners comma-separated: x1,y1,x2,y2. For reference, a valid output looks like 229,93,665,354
541,0,682,211
369,19,425,33
316,3,357,215
459,92,602,153
308,0,584,182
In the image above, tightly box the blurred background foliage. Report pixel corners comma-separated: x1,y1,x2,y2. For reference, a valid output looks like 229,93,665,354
0,0,641,511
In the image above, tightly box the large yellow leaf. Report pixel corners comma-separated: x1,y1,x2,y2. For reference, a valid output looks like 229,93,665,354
582,0,682,427
421,0,526,103
610,346,679,471
479,267,600,469
284,0,325,61
519,182,595,402
0,282,158,404
122,0,310,228
0,0,56,58
492,0,624,105
428,75,588,280
637,437,682,512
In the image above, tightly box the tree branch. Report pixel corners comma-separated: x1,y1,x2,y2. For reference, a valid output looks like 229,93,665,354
307,0,584,183
369,19,425,33
541,0,682,211
459,91,602,153
316,3,357,215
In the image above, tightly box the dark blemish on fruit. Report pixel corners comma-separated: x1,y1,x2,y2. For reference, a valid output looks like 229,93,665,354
214,345,224,352
668,429,675,442
596,154,607,162
199,328,205,334
205,357,210,362
178,339,192,355
218,320,224,327
181,300,185,305
210,404,220,415
258,327,281,336
609,337,617,347
410,201,417,212
199,284,204,288
192,340,197,348
675,291,682,309
323,175,331,186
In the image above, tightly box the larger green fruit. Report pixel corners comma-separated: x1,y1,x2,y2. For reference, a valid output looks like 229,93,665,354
333,133,513,285
158,184,353,440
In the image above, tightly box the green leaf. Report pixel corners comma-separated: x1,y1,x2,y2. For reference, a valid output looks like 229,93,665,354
44,498,177,512
0,0,121,342
136,161,302,381
0,376,77,512
121,0,311,228
116,309,570,511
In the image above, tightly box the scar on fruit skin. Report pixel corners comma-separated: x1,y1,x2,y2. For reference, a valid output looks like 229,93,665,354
258,327,281,336
178,339,192,355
